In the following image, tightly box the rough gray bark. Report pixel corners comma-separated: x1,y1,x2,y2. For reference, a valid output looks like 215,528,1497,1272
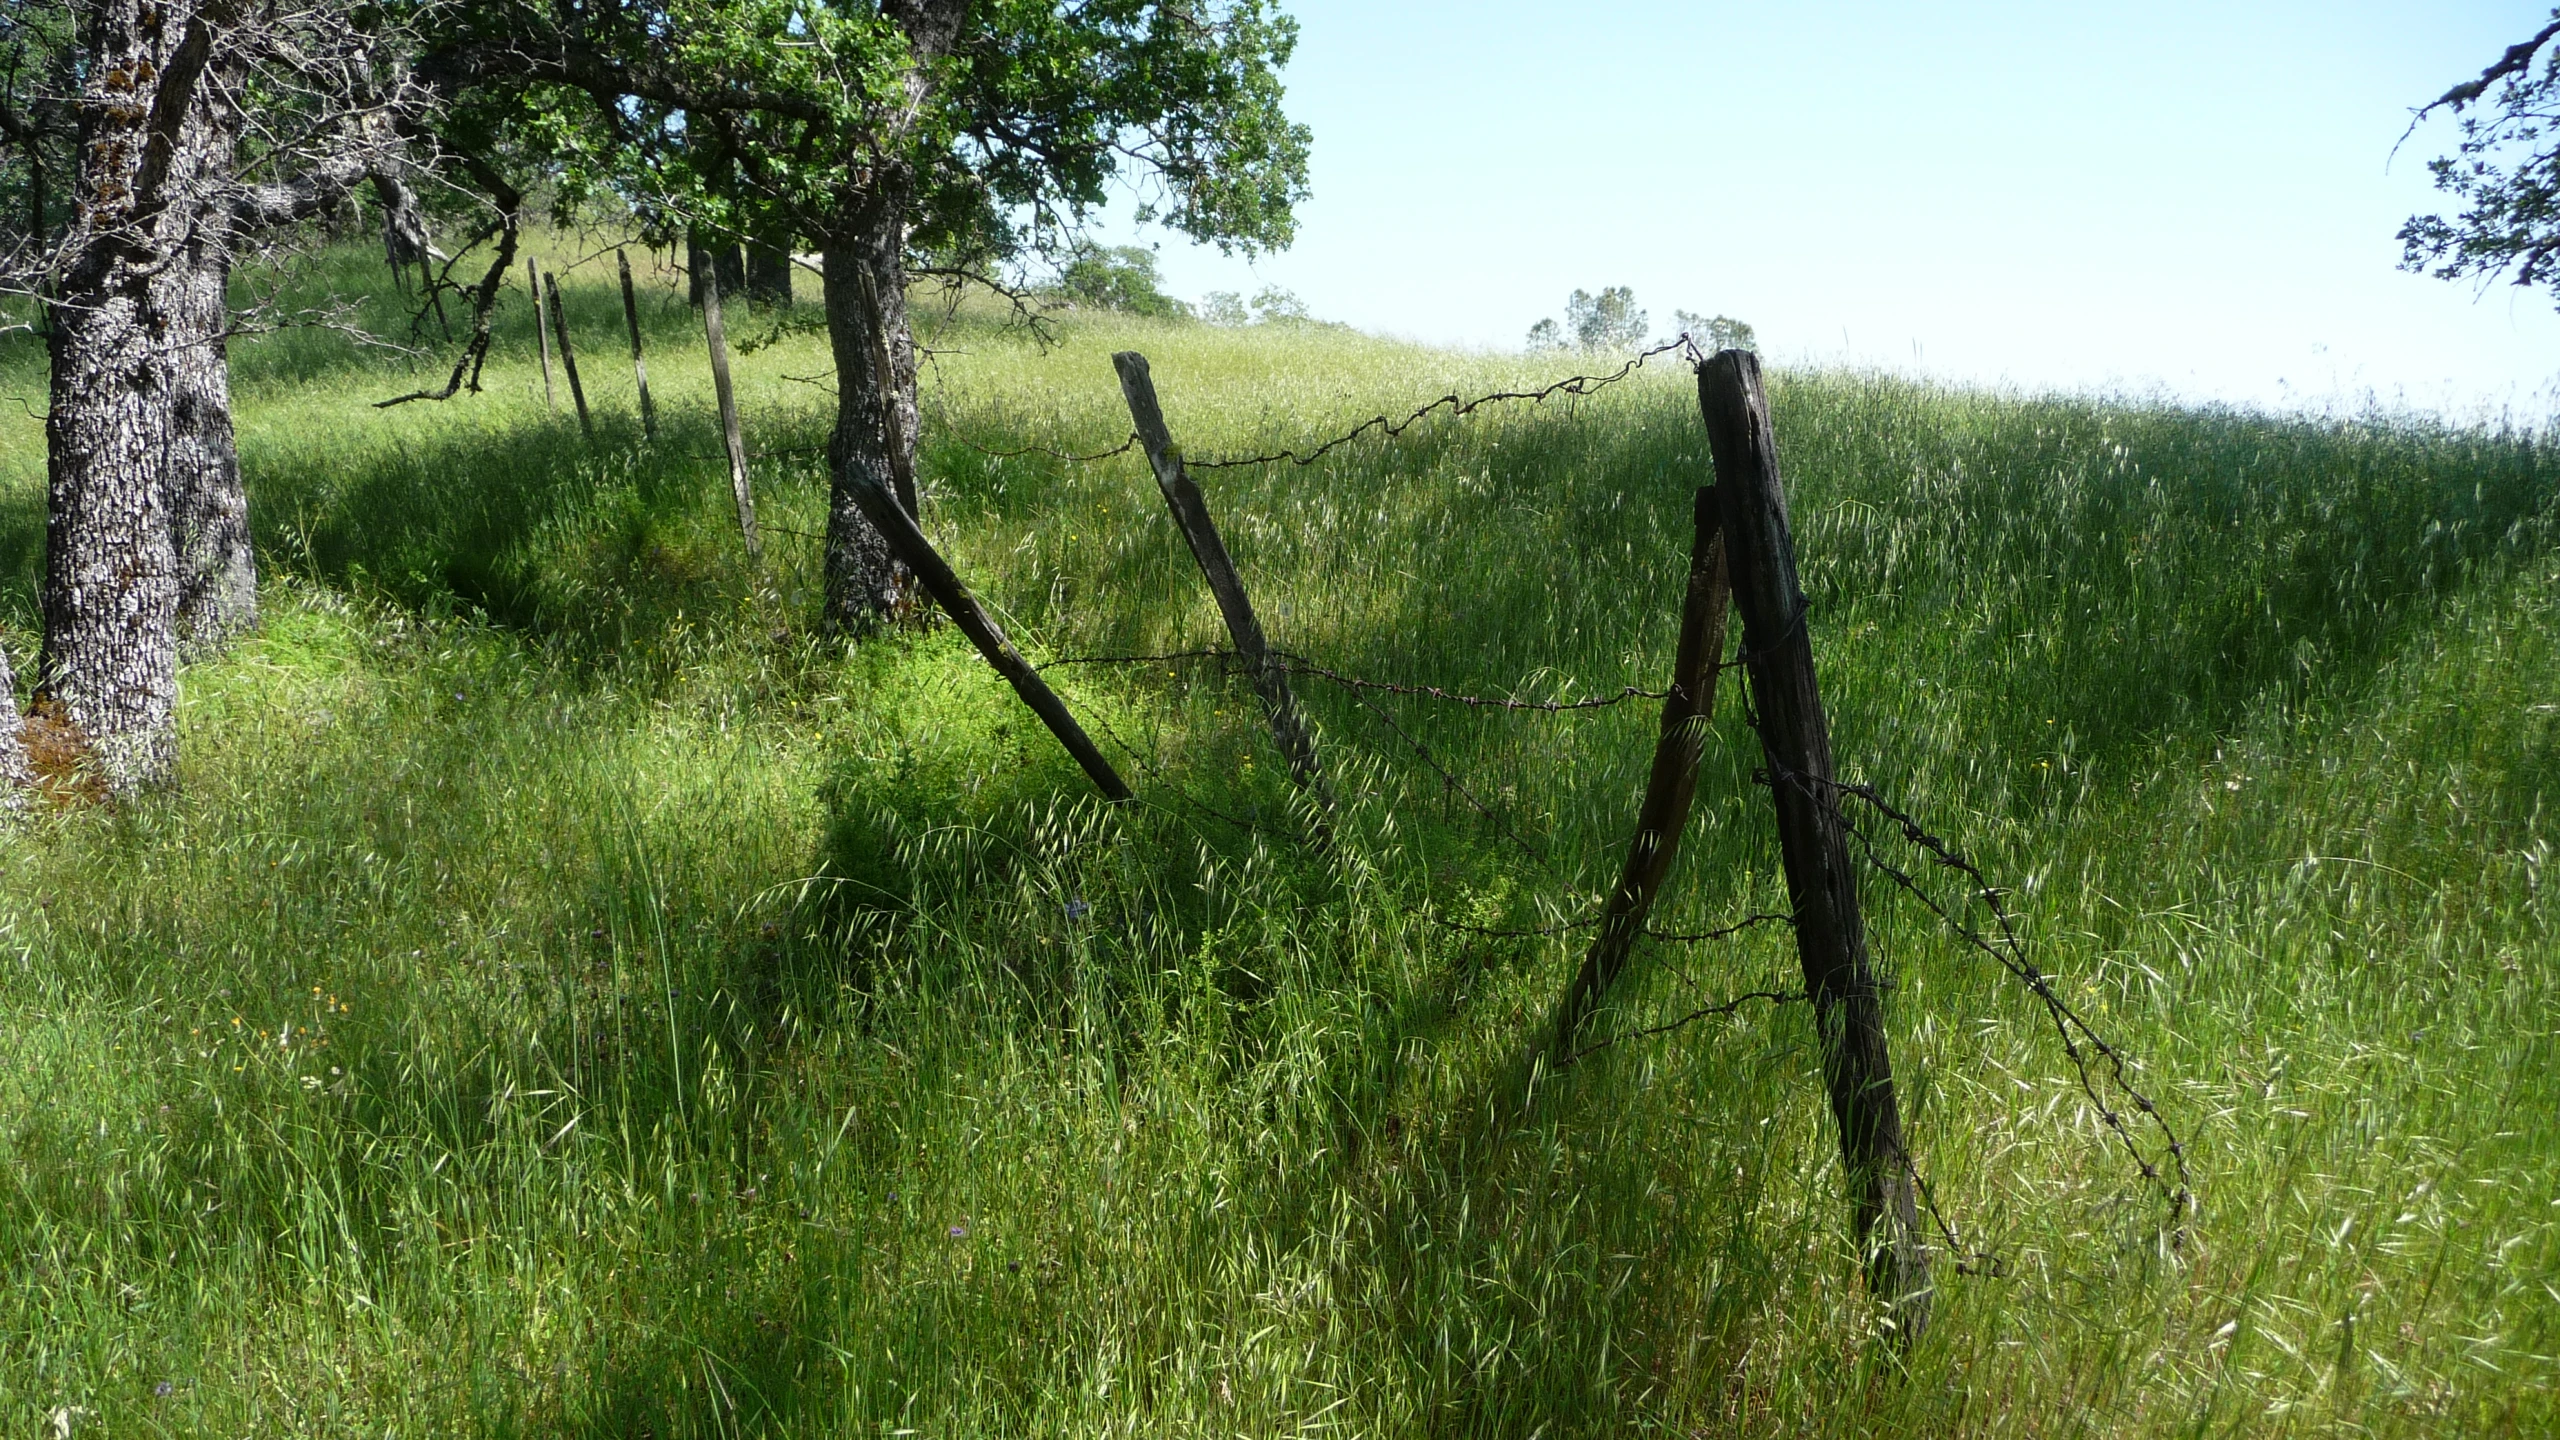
812,0,965,635
34,0,212,789
374,169,435,287
164,56,256,658
0,636,27,810
818,212,915,633
166,232,255,656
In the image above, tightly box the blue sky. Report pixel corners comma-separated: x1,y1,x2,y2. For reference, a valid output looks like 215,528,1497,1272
1089,2,2560,415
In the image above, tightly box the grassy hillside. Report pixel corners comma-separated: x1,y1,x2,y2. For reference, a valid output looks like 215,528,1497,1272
0,244,2553,1436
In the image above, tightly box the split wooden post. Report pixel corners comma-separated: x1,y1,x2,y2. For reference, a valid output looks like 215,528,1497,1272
1113,351,1332,827
544,271,593,439
694,248,760,559
1698,348,1932,1333
1553,485,1730,1048
527,258,556,416
850,267,1130,804
618,249,657,439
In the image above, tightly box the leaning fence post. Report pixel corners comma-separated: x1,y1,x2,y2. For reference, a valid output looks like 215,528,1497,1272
618,249,657,439
1553,485,1729,1047
544,271,594,439
528,258,557,417
849,267,1131,805
694,248,761,559
1699,347,1932,1334
1112,351,1333,828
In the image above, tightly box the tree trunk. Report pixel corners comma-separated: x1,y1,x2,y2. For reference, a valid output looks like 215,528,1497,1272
160,47,255,658
818,209,915,633
686,230,746,307
0,638,27,811
41,256,183,790
746,238,793,307
166,231,255,656
35,0,215,790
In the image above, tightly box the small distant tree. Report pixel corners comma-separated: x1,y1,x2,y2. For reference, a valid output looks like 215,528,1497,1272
1201,288,1249,324
1249,284,1308,321
1673,308,1757,353
1059,243,1191,317
2400,12,2560,302
1201,283,1307,325
1526,286,1647,351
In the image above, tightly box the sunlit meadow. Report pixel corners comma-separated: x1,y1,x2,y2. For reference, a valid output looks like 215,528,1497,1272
0,243,2551,1435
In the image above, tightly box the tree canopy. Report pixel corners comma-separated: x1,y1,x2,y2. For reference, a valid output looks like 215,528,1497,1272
2400,12,2560,301
415,0,1311,276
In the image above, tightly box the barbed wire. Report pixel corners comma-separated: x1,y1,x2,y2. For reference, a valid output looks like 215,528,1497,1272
1780,767,2194,1225
1187,337,1695,469
1036,645,1668,712
1272,649,1669,711
918,337,1694,475
1559,987,1801,1068
945,430,1142,465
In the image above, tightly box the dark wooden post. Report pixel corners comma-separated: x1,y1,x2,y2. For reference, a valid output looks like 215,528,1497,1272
618,249,657,439
1699,348,1932,1332
1112,351,1332,826
528,258,556,416
1554,486,1729,1047
849,268,1130,804
544,271,593,439
694,249,761,559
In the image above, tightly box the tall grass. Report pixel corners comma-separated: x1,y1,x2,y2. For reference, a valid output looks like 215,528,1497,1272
0,245,2551,1435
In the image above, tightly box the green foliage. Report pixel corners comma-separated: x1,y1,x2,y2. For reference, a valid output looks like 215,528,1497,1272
1200,282,1310,325
1056,243,1190,317
0,248,2554,1433
1672,307,1757,352
1527,285,1647,351
2401,12,2560,301
418,0,1313,269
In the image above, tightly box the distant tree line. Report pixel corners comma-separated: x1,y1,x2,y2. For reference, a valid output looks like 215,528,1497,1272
1527,287,1754,355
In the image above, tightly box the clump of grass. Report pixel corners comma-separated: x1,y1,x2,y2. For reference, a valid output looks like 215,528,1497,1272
0,250,2549,1435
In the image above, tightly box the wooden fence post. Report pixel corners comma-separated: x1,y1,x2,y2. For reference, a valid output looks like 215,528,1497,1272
528,258,556,417
1112,351,1332,828
1553,485,1729,1048
849,267,1130,804
1698,348,1932,1333
694,249,761,559
618,249,657,439
544,272,593,439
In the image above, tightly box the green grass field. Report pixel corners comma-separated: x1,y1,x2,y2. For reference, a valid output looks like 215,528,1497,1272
0,243,2552,1436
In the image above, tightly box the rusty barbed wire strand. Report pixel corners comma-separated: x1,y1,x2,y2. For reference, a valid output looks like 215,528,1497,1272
918,338,1694,473
946,430,1142,464
1773,765,2194,1224
1271,649,1670,710
1035,646,1669,712
1187,337,1696,469
1559,988,1802,1068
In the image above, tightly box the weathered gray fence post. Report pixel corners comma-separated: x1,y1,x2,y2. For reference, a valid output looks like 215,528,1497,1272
528,258,556,417
1698,348,1932,1334
849,268,1131,804
694,249,761,559
544,271,593,439
1553,485,1729,1048
618,249,657,439
1112,351,1332,830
